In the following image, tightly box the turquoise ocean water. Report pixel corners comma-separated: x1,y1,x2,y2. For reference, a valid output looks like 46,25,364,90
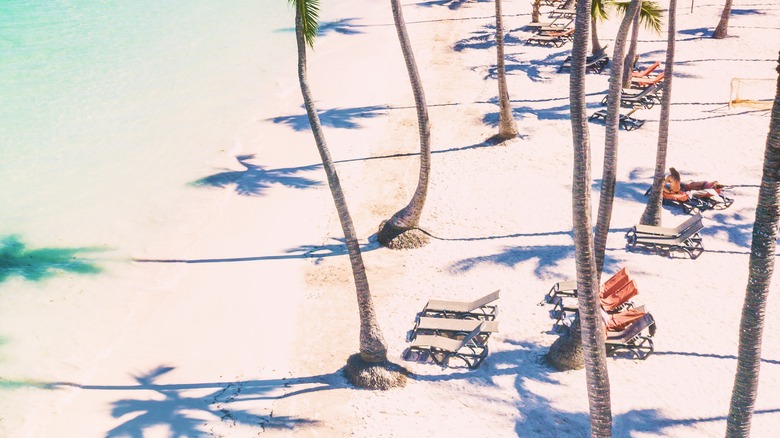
0,1,299,255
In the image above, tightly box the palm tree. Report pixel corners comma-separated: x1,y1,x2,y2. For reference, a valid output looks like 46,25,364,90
532,0,542,23
621,2,642,87
495,0,519,140
712,0,733,39
593,0,642,277
589,0,662,59
726,52,780,437
290,0,406,389
546,0,613,434
590,0,609,55
620,1,663,87
376,0,432,250
640,0,678,226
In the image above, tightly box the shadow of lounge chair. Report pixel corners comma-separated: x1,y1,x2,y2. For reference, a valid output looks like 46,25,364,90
420,290,500,320
404,322,489,369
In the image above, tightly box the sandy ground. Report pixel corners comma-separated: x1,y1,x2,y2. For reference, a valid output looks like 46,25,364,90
2,0,780,436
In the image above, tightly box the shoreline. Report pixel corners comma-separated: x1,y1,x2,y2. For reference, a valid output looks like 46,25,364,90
2,0,780,436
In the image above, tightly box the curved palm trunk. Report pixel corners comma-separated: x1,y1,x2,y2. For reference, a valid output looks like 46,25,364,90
726,52,780,437
640,0,677,226
590,16,602,55
378,0,432,249
294,11,388,363
621,4,642,87
567,0,612,434
712,0,733,39
593,0,642,277
495,0,519,139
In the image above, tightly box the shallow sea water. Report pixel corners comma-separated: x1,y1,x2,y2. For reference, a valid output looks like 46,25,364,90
0,1,296,255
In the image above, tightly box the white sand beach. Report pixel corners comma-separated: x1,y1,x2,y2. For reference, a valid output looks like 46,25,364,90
2,0,780,436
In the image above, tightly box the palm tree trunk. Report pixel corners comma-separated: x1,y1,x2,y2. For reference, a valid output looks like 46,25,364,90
532,0,541,23
640,0,677,226
495,0,519,139
593,0,642,277
713,0,733,39
568,0,612,434
621,3,642,88
293,10,388,363
377,0,432,249
726,51,780,437
590,16,602,55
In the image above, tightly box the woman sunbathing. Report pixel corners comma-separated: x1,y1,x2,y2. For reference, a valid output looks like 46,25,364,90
664,168,727,204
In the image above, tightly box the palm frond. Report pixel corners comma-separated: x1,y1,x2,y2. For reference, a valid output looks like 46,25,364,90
609,0,664,34
289,0,320,47
592,0,610,21
638,1,664,33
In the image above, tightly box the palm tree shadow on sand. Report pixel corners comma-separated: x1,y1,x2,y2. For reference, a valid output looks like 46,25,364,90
42,365,341,436
0,235,104,283
192,154,322,197
411,339,780,435
134,237,380,266
269,105,389,132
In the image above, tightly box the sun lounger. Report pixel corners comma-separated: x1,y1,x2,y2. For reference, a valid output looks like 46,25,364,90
525,28,574,47
543,267,629,305
605,312,656,359
544,268,636,330
420,290,500,320
601,279,638,312
630,71,665,88
548,7,576,19
600,83,662,109
626,213,703,240
524,16,572,29
631,61,661,78
404,322,489,369
626,219,704,259
589,108,645,131
542,279,577,304
411,316,499,342
558,45,610,74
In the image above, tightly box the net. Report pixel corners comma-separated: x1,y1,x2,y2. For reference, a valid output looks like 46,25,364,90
729,78,774,110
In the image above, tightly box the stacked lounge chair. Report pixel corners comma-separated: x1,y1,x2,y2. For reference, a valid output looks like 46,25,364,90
404,290,500,369
589,107,646,131
540,268,657,359
625,214,705,259
558,45,610,74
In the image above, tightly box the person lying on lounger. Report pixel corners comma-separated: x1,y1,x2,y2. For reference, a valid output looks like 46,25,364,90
664,167,726,203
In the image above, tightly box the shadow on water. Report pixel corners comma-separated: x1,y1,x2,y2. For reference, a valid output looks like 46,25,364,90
0,235,103,283
270,105,389,131
192,154,322,197
275,18,365,36
32,365,338,436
